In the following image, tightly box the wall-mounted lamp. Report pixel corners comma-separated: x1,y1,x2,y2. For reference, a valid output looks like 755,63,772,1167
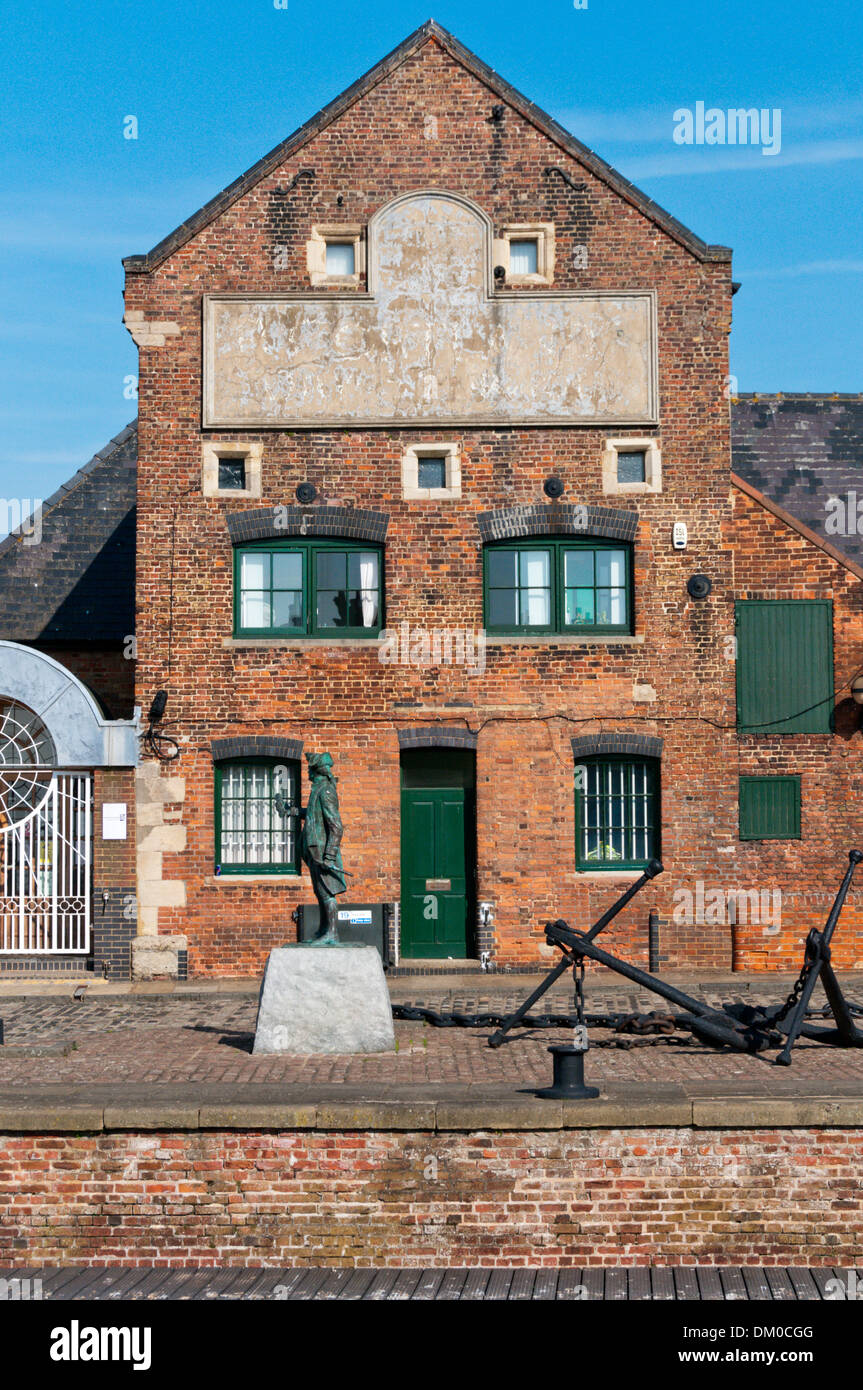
148,690,168,724
142,689,179,762
851,676,863,706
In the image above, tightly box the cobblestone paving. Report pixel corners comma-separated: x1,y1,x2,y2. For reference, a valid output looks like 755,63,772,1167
1,980,863,1090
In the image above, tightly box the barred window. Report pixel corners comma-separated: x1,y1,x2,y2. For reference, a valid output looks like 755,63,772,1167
575,757,659,870
215,759,299,874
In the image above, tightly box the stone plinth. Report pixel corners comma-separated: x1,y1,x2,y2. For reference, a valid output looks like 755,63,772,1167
253,944,395,1054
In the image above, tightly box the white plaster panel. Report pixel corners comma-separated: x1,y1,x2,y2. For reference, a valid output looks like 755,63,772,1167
203,193,657,428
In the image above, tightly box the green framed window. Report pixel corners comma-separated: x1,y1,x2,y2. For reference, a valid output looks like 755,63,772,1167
739,775,801,840
214,758,299,874
234,540,383,638
484,539,632,635
575,757,659,870
735,600,833,734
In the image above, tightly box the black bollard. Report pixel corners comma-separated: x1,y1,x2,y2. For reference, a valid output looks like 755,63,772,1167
536,1038,599,1100
648,910,660,974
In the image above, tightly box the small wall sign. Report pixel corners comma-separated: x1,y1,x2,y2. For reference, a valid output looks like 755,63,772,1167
102,803,128,840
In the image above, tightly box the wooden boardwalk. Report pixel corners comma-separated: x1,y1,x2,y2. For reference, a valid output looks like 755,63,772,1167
6,1266,859,1301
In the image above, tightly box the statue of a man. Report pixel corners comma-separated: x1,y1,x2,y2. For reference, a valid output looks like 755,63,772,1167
294,751,347,944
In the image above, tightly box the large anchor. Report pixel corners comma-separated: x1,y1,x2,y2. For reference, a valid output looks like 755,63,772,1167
489,851,863,1076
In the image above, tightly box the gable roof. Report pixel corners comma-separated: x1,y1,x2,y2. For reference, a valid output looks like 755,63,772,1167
123,19,731,275
0,422,137,643
731,394,863,570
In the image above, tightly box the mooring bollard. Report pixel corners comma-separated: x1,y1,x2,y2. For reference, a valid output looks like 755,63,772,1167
536,1025,599,1100
648,909,660,974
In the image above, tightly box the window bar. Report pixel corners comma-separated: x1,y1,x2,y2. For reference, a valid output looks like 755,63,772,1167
51,775,58,952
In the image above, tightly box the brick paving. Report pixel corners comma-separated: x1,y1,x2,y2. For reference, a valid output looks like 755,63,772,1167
13,1264,861,1300
1,975,862,1093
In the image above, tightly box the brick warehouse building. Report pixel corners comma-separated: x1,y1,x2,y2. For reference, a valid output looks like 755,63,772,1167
2,21,863,980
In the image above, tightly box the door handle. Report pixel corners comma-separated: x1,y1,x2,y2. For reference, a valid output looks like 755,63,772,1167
425,879,451,891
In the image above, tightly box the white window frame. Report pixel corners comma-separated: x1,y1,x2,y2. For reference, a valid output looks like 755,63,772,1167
306,225,365,287
601,437,662,496
202,441,263,499
493,223,555,286
401,442,462,501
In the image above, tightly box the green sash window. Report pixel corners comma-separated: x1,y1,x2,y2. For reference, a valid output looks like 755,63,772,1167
484,539,632,635
234,541,383,638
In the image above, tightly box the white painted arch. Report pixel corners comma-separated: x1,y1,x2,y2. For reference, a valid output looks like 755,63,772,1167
0,642,139,768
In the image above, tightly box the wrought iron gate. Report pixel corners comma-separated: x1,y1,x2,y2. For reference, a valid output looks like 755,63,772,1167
0,773,92,954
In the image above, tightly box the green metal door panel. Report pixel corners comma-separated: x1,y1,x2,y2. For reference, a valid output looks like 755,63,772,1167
400,788,472,958
736,600,833,734
437,795,467,888
400,793,438,952
739,775,801,840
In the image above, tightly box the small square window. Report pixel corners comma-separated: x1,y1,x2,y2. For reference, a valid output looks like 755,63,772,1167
401,442,461,500
602,438,662,496
417,456,447,489
218,457,247,491
509,239,538,276
617,450,646,485
325,242,355,277
739,775,801,840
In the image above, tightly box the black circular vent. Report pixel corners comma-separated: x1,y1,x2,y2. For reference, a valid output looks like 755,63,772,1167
687,574,712,600
296,482,317,504
543,476,565,500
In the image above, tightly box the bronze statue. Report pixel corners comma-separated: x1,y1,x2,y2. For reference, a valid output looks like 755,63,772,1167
286,751,347,944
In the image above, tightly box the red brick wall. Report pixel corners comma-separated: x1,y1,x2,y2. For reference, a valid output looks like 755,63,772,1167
1,1127,861,1267
91,768,137,979
129,34,862,973
727,489,863,969
33,643,134,721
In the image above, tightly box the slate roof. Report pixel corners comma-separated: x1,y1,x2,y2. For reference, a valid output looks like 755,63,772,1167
122,19,731,275
0,422,137,643
731,395,863,569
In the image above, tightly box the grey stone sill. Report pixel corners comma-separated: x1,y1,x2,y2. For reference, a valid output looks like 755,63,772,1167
487,634,645,646
4,1090,863,1132
575,870,644,881
205,875,300,886
224,637,383,649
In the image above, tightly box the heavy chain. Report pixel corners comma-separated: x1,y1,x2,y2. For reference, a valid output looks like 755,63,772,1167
574,959,586,1027
770,959,814,1026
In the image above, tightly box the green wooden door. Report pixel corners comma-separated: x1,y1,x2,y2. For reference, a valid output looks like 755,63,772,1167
400,788,472,958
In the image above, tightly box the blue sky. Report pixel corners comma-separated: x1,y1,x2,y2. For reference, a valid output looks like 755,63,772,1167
1,0,861,515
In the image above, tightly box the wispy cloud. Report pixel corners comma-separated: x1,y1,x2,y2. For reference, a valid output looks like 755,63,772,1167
0,182,218,259
619,139,863,178
740,260,863,279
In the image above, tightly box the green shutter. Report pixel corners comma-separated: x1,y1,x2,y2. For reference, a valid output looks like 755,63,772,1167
735,600,833,733
738,775,801,840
